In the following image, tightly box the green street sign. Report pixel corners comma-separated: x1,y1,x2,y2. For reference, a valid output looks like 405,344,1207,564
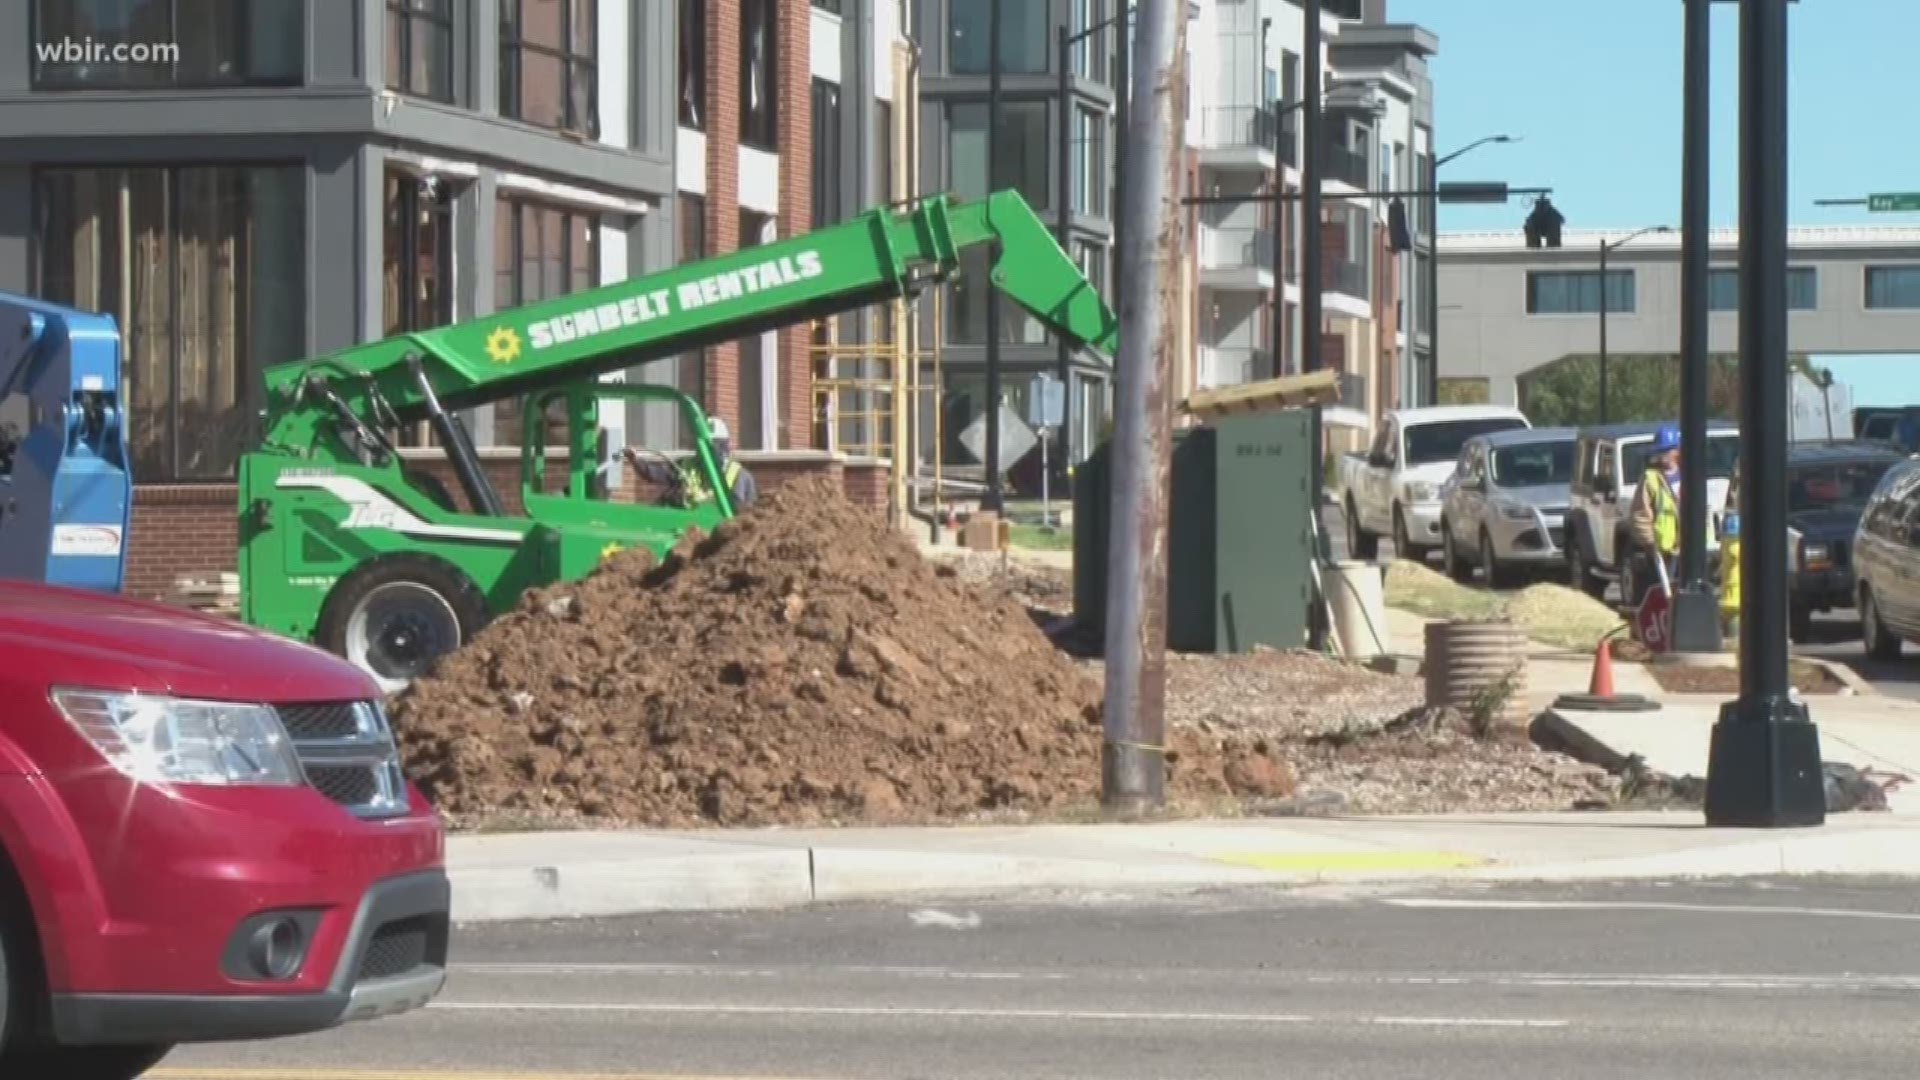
1867,192,1920,212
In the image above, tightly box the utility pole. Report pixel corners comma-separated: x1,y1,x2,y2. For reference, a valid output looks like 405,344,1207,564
1301,0,1330,649
1704,0,1825,828
1671,0,1723,654
983,0,1004,514
1113,3,1131,365
1101,0,1185,815
1057,23,1075,462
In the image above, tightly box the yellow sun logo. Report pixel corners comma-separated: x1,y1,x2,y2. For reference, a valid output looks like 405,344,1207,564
600,542,624,561
485,326,523,365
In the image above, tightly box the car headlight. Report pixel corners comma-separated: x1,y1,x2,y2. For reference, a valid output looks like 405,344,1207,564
1405,481,1439,503
1497,502,1535,522
1800,542,1830,571
52,689,304,787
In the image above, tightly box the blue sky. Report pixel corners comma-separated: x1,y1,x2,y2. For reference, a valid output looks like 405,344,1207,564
1392,0,1920,407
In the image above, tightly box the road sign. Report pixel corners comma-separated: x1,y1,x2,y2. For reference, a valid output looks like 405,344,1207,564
1027,374,1065,428
958,404,1037,472
1634,587,1674,655
1868,192,1920,213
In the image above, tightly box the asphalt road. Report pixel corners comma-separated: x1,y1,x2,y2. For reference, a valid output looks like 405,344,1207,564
1320,500,1920,701
159,877,1920,1080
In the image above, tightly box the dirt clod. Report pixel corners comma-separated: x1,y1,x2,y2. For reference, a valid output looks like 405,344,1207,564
391,477,1278,827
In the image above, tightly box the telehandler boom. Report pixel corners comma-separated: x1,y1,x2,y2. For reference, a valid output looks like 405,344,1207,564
239,191,1118,689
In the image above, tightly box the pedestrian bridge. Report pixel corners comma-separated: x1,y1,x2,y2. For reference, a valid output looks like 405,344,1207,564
1435,225,1920,408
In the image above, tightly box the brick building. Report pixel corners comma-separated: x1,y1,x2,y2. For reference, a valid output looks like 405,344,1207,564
0,0,907,600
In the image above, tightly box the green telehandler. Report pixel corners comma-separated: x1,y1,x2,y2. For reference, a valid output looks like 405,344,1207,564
238,191,1119,690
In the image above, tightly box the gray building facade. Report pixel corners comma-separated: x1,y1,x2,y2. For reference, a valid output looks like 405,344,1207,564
1,0,680,484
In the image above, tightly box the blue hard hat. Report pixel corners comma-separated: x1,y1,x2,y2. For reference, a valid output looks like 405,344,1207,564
1651,425,1681,454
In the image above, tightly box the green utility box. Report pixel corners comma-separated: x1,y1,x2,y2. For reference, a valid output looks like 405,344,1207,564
1072,410,1314,653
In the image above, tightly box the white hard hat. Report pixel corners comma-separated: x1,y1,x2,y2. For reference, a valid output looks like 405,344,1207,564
708,417,730,441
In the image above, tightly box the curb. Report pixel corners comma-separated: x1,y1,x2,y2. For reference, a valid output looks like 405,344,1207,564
1464,828,1920,883
1804,656,1879,696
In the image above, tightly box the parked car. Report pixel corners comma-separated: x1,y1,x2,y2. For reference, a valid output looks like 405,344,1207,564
0,580,449,1076
1564,421,1741,605
1438,426,1578,587
1853,405,1920,452
1853,458,1920,660
1778,441,1907,642
1338,404,1531,562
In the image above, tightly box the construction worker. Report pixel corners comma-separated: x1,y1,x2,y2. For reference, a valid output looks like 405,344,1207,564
1719,459,1741,636
1628,424,1683,605
623,416,757,510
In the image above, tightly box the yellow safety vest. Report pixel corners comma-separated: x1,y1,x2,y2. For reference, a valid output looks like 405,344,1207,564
1645,468,1679,556
679,459,742,506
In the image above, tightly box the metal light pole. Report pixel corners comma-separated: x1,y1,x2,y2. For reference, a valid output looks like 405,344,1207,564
1426,134,1516,404
1301,0,1328,651
983,0,1004,514
1704,0,1825,828
1671,0,1722,654
1596,225,1672,424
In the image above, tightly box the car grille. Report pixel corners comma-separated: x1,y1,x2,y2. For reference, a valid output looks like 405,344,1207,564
359,915,437,981
275,701,410,819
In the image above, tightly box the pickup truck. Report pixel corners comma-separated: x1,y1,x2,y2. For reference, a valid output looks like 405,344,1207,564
1340,405,1531,561
1564,421,1740,605
0,580,449,1077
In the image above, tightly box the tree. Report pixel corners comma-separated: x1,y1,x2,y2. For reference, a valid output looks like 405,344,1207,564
1516,352,1817,426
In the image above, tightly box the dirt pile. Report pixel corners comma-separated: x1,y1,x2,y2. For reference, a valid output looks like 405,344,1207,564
391,477,1291,827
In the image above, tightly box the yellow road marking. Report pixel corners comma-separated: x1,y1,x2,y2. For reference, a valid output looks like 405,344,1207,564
1210,851,1487,873
150,1070,820,1080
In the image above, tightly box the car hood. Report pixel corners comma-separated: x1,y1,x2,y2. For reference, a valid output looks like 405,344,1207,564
1402,461,1459,489
1489,484,1571,511
0,582,378,704
1786,506,1867,541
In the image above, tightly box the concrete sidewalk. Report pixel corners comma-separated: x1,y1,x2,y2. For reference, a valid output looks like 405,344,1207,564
445,809,1920,924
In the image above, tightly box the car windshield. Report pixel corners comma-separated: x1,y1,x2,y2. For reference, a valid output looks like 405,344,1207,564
1787,460,1896,514
1623,434,1741,481
1490,441,1576,488
1405,418,1528,466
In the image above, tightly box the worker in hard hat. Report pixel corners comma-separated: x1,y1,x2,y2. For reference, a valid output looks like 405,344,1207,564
1627,424,1683,607
622,415,757,510
1719,458,1741,636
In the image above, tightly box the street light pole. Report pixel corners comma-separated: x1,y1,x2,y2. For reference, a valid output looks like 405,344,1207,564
1427,135,1516,405
983,0,1004,514
1704,0,1825,828
1596,225,1672,424
1057,23,1074,463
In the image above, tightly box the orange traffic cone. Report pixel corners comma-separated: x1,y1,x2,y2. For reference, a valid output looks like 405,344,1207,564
1588,638,1616,698
1552,631,1660,713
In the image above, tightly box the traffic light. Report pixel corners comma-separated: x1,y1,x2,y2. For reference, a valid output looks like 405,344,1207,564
1524,196,1564,248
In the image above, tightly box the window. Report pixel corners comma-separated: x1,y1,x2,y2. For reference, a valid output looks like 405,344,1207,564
737,209,775,448
1072,0,1110,82
948,100,1050,211
812,79,843,228
1865,266,1920,310
500,0,598,136
875,101,895,202
949,0,1048,74
740,0,778,150
1525,270,1634,314
386,0,453,102
812,0,843,11
33,0,302,87
1074,239,1107,299
33,164,304,481
1706,266,1816,311
493,194,599,446
1404,418,1528,467
947,246,1045,345
383,171,458,446
676,194,707,445
1281,51,1300,104
1624,434,1741,482
1071,105,1107,217
679,0,705,130
1492,441,1577,487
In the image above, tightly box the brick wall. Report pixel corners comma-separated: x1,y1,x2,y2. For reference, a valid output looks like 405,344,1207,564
703,0,743,433
776,0,814,449
1373,224,1401,411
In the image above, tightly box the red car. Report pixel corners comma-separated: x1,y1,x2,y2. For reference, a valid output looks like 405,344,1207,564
0,581,449,1077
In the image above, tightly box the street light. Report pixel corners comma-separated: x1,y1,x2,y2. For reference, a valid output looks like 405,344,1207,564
1425,134,1516,404
1597,225,1674,424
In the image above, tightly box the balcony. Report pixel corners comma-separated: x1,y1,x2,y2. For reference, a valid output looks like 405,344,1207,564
1322,143,1371,189
1199,225,1275,291
1338,371,1366,411
1324,256,1371,318
1198,105,1281,172
1198,346,1270,389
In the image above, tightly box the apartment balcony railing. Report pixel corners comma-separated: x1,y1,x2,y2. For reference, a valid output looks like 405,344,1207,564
1326,256,1369,301
1322,143,1371,188
1198,346,1270,389
1199,104,1281,150
1199,225,1276,272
